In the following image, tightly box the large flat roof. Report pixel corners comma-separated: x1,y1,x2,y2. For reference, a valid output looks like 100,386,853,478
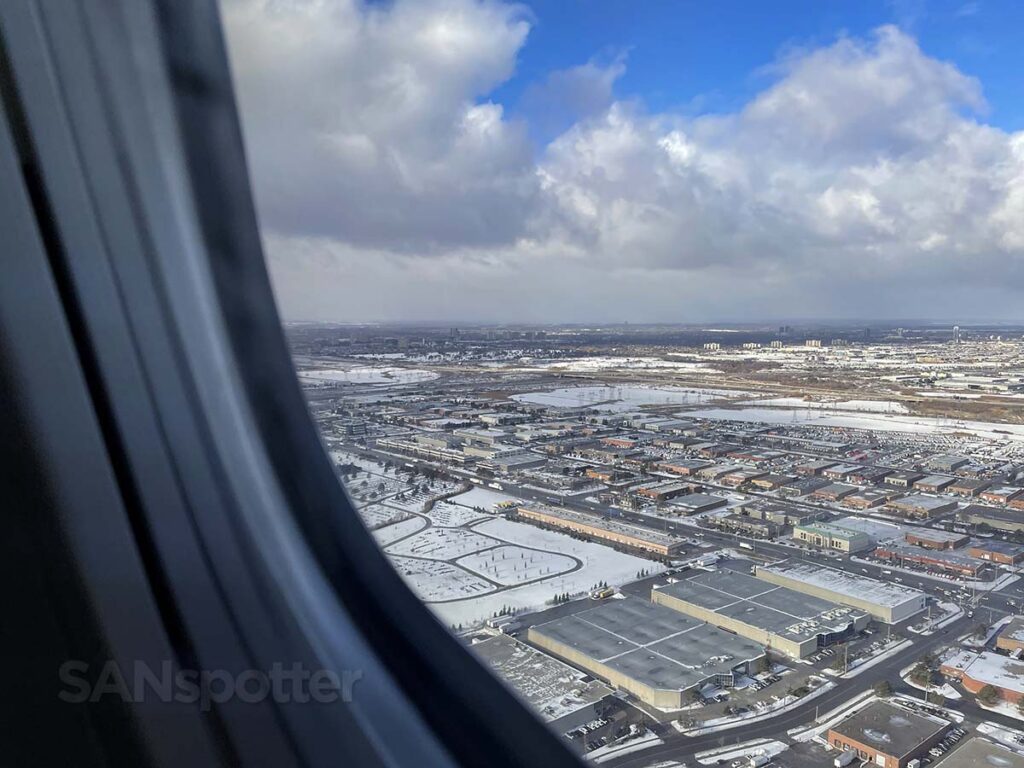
945,650,1024,695
756,560,925,609
473,634,612,722
655,569,866,644
529,599,763,694
940,738,1024,768
831,701,947,759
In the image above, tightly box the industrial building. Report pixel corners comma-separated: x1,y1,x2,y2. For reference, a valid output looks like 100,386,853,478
969,540,1024,564
827,700,949,768
651,570,869,659
885,495,958,520
980,486,1024,505
472,634,612,732
903,528,969,550
874,543,983,577
959,504,1024,533
527,599,765,710
706,513,779,539
914,475,955,493
942,650,1024,704
754,561,926,624
793,522,875,553
515,505,685,557
940,739,1024,768
997,618,1024,655
812,483,858,502
668,493,728,515
743,500,825,527
949,477,992,497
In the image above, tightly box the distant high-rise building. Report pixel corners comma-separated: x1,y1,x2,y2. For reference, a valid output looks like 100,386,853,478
953,325,961,344
805,339,823,348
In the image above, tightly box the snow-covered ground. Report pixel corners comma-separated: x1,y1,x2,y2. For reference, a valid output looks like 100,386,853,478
387,527,502,559
741,397,909,414
449,486,522,510
686,406,1024,441
585,730,664,763
430,518,664,626
426,500,490,527
694,739,788,766
389,556,495,602
371,516,426,546
511,385,743,412
298,366,438,385
457,546,576,586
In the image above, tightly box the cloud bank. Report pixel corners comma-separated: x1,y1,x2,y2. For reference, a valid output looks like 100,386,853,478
222,0,1024,322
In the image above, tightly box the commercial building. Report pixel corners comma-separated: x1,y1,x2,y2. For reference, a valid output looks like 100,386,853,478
959,504,1024,533
652,570,869,659
949,477,992,497
793,522,875,553
969,540,1024,565
749,474,796,491
914,475,955,493
874,543,983,577
631,480,694,503
743,500,825,527
668,493,728,515
656,458,710,477
812,483,859,502
927,454,970,473
779,477,830,498
707,513,779,539
885,471,926,489
515,505,685,557
826,700,949,768
942,650,1024,704
472,634,612,732
794,459,837,476
754,561,926,624
997,618,1024,655
940,739,1024,768
842,489,899,510
903,528,969,550
885,495,958,520
527,599,765,710
980,486,1024,505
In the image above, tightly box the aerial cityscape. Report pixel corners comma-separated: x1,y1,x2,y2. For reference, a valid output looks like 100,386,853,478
215,0,1024,764
290,320,1024,768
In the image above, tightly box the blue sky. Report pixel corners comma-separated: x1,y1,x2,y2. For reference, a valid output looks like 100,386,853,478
494,0,1024,139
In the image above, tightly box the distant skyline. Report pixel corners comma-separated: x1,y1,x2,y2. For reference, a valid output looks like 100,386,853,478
223,0,1024,323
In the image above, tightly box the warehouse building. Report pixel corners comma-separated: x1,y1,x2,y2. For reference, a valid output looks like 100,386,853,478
885,495,958,520
527,599,764,710
652,570,869,659
904,528,969,550
794,459,837,476
942,650,1024,704
793,522,875,553
914,475,955,493
515,505,685,557
842,488,900,510
812,483,859,502
885,471,925,489
969,540,1024,565
632,480,695,503
874,543,984,577
940,739,1024,768
754,561,925,623
959,504,1024,533
827,700,949,768
743,500,825,527
997,618,1024,654
707,513,779,539
668,493,728,515
981,486,1024,505
949,477,992,497
927,454,970,473
780,477,830,498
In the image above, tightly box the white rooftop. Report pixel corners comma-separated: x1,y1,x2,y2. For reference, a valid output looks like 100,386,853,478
757,560,926,608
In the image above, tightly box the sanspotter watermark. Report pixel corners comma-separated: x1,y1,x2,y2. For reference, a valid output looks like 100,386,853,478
59,660,362,711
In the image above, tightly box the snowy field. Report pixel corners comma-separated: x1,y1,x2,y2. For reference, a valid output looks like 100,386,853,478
742,397,909,414
387,527,501,559
449,486,522,510
297,366,438,385
372,516,426,547
427,500,491,527
389,556,496,601
457,546,577,586
430,518,665,627
687,406,1024,441
511,385,744,412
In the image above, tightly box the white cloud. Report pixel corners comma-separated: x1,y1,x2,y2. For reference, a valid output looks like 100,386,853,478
222,5,1024,321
